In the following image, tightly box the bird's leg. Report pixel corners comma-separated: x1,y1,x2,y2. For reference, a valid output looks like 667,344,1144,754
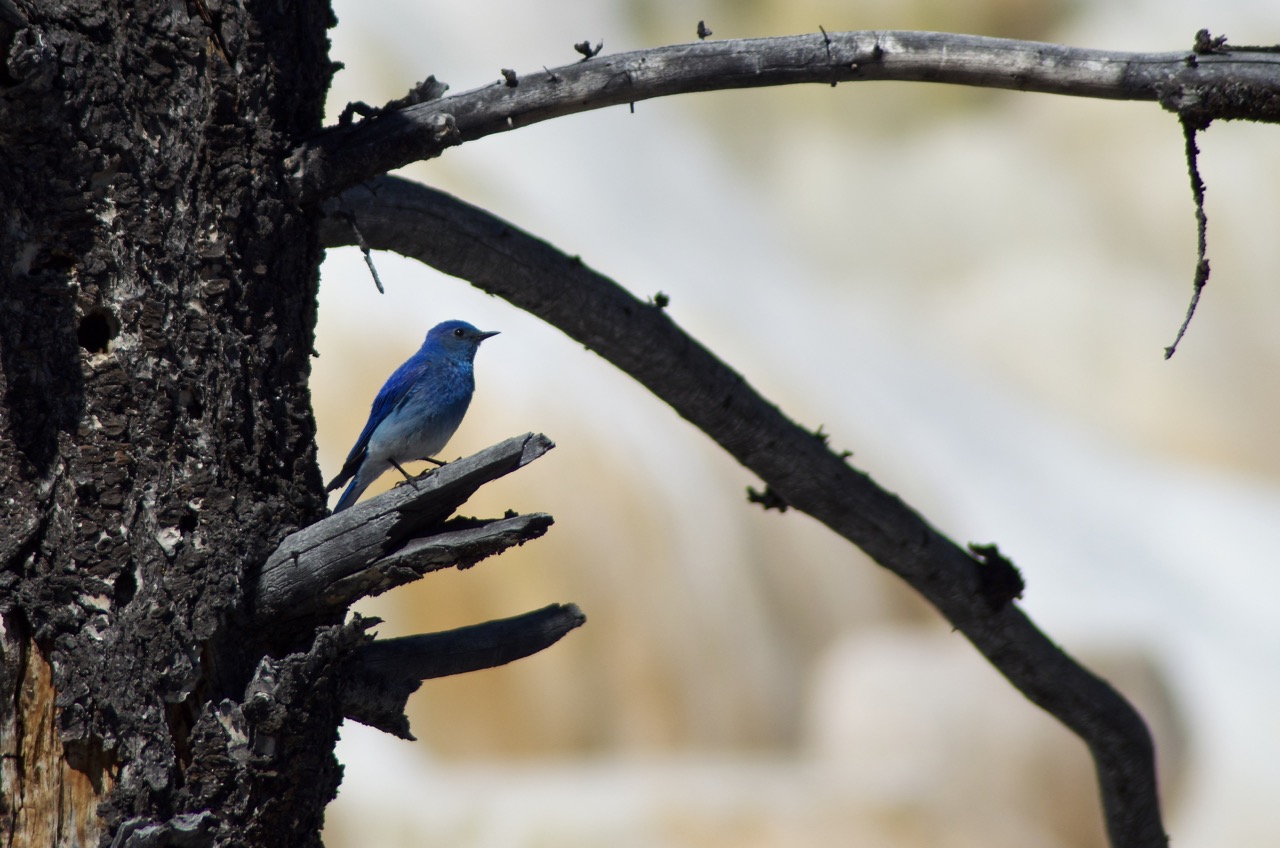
389,458,421,489
389,457,447,490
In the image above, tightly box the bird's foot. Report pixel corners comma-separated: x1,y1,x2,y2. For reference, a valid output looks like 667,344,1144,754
389,458,430,490
388,456,452,490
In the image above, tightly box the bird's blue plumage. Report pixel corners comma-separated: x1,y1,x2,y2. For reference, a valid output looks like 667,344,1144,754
326,320,498,512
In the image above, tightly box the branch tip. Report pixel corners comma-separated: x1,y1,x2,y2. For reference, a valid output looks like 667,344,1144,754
1193,29,1229,55
334,208,385,293
746,485,790,512
968,542,1025,611
574,40,603,60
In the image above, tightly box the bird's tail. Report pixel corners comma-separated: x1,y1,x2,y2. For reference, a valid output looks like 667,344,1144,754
332,470,371,513
326,445,367,493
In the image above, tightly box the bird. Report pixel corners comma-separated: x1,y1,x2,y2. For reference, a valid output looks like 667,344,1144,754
326,320,498,512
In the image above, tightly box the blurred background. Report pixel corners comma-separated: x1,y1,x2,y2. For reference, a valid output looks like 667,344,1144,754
313,1,1280,846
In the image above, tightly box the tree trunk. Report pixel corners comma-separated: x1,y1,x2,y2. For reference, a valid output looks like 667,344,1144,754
0,1,336,845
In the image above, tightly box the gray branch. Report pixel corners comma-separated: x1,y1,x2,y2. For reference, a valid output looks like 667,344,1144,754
320,177,1167,848
289,29,1280,201
342,603,587,739
255,432,554,625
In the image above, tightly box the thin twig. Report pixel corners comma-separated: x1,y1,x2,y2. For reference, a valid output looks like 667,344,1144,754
1164,116,1211,359
335,206,385,293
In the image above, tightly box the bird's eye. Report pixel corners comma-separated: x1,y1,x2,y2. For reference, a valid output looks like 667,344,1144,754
453,328,465,338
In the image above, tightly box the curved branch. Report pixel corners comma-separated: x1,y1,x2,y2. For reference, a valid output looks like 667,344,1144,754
290,30,1280,201
320,177,1166,848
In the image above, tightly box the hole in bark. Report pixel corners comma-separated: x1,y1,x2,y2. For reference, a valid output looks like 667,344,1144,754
178,508,198,533
113,568,137,607
179,384,205,419
77,308,119,353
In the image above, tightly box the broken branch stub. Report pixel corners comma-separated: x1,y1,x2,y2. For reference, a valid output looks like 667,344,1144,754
342,603,587,738
254,432,554,625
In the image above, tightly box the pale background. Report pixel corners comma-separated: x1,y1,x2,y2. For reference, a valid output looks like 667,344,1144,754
313,1,1280,846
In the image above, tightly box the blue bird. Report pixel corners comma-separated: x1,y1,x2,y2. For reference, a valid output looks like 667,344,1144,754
326,320,498,512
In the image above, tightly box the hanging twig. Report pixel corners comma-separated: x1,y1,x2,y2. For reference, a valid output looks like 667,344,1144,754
1164,116,1212,359
334,204,386,293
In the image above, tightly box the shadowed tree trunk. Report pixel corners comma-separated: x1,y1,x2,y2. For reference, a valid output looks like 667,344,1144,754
0,1,337,844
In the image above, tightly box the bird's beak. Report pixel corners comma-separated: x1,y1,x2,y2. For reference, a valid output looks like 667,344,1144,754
476,330,500,341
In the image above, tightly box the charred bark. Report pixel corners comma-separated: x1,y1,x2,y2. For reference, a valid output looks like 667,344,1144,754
0,1,335,845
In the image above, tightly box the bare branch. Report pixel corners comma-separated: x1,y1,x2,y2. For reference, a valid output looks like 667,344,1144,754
343,603,587,739
320,177,1167,848
289,30,1280,202
254,433,554,625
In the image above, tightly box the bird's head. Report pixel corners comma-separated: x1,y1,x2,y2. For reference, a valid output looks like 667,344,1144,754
426,320,500,359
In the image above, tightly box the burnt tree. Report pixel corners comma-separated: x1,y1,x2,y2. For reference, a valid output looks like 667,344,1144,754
1,0,338,844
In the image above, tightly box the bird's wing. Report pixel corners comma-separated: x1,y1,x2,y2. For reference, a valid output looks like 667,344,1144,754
324,356,431,492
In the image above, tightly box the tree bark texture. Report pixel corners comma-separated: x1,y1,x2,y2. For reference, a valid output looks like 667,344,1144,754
0,2,335,846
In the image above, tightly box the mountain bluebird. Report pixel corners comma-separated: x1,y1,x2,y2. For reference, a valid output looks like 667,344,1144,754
326,320,498,512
